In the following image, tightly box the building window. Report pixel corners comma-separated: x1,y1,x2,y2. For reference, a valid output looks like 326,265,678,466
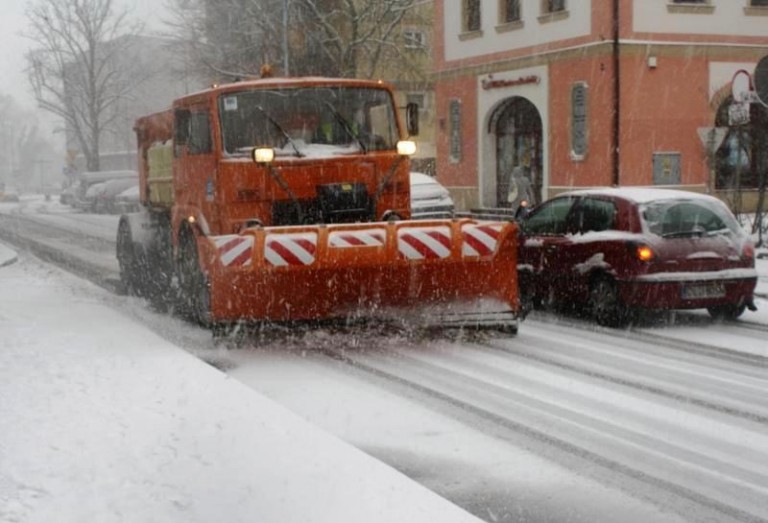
463,0,481,32
538,0,568,23
571,83,588,160
403,28,426,49
449,99,462,163
542,0,566,13
501,0,521,23
667,1,715,14
745,0,768,15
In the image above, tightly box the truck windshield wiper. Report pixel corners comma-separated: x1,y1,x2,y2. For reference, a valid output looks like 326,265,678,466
323,102,367,153
254,105,304,158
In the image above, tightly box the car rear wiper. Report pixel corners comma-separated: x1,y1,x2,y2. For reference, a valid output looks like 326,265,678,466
662,230,704,238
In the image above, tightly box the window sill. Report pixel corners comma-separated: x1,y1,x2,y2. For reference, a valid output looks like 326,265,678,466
744,6,768,16
495,20,524,33
537,10,569,24
459,30,484,41
666,4,716,14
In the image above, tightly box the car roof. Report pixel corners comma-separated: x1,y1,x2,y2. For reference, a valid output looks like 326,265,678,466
559,187,724,205
410,172,439,185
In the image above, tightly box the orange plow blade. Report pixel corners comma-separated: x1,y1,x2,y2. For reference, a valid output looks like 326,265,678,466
201,218,520,331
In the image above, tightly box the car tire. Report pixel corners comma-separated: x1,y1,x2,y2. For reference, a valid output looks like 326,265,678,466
590,276,629,328
707,303,746,321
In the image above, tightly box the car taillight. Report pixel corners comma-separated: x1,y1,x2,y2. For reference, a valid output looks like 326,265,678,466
742,242,755,260
635,245,654,262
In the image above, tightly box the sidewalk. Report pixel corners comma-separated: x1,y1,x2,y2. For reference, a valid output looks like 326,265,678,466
0,243,482,523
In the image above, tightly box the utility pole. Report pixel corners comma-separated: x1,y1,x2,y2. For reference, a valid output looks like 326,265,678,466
282,0,290,76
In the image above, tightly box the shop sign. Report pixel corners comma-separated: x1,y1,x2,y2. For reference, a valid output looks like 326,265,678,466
652,152,681,185
481,75,540,90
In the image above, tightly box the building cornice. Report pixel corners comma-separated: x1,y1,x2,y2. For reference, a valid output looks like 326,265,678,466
435,39,768,81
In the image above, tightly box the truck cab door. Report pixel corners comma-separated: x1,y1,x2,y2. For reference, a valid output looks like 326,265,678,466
174,107,219,231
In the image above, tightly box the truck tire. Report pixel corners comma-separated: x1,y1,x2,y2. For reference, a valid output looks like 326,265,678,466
177,228,212,326
117,220,141,296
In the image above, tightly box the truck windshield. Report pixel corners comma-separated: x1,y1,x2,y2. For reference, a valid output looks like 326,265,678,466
218,86,399,157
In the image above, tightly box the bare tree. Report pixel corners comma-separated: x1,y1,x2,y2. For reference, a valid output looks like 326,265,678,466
24,0,144,171
295,0,420,79
164,0,425,81
0,94,56,190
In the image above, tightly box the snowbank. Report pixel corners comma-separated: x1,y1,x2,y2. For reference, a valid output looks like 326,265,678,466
0,241,17,267
0,252,482,523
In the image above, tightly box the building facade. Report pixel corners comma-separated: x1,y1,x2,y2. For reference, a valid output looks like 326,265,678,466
434,0,768,211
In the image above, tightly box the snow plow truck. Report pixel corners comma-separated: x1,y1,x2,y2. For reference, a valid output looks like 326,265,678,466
116,77,520,332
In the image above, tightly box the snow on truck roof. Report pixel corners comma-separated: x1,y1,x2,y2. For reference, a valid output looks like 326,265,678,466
560,187,724,205
178,76,395,101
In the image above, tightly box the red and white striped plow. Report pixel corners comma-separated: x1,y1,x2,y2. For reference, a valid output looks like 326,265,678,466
397,225,452,260
329,228,386,248
264,232,318,267
213,235,254,267
461,223,504,257
205,219,520,331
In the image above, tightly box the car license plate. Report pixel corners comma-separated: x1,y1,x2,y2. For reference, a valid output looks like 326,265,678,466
681,282,726,300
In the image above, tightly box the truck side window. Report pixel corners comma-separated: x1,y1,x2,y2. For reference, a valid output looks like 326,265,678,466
174,109,190,157
174,109,211,156
188,112,212,155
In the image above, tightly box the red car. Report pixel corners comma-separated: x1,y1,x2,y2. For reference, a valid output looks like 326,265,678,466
517,188,758,326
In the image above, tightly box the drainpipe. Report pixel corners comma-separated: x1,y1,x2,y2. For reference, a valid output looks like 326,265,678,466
612,0,621,187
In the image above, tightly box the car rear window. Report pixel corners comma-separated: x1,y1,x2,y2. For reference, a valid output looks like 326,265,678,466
641,199,741,238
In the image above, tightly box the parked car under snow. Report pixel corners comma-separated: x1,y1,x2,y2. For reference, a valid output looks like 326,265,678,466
410,172,454,219
94,178,139,214
517,187,757,326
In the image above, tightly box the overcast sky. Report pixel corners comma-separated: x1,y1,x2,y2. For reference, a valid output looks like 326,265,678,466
0,0,168,111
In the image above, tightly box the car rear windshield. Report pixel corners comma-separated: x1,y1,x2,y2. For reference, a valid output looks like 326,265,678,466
641,198,742,238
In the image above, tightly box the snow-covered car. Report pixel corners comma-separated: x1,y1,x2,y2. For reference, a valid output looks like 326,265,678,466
410,172,454,219
94,178,139,214
517,187,757,326
75,182,107,213
113,184,140,213
0,184,20,202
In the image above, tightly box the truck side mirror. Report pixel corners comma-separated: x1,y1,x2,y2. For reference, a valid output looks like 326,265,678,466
405,102,419,137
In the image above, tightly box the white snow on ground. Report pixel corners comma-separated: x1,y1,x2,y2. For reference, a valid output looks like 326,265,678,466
0,244,484,523
2,195,768,522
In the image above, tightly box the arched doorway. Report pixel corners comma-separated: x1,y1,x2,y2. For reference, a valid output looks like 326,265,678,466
492,97,543,208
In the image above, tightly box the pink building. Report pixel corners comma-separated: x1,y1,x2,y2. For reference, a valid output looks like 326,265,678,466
433,0,768,212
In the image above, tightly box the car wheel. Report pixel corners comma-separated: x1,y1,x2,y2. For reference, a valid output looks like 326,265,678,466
590,276,629,327
177,228,212,326
707,303,746,321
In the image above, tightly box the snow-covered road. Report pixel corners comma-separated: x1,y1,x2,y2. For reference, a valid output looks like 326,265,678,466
2,195,768,523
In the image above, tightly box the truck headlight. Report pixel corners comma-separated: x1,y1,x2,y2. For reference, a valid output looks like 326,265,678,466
397,140,416,156
252,147,275,164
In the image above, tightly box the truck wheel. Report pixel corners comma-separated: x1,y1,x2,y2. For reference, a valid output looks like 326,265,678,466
177,229,212,326
117,220,140,296
589,276,629,328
